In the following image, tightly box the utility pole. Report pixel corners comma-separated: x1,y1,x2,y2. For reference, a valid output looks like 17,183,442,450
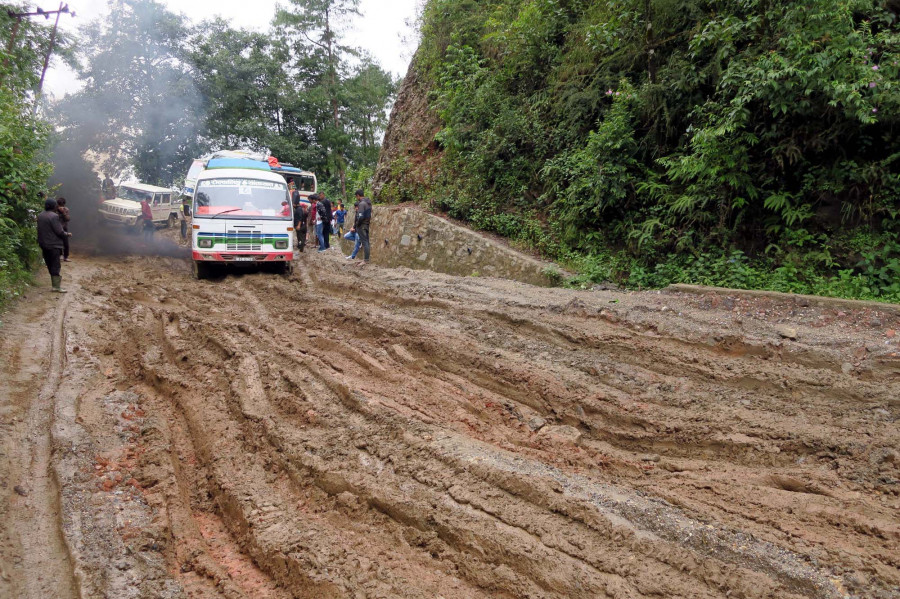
34,3,74,114
1,4,74,95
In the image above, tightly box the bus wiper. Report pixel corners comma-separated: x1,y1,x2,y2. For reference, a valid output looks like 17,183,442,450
210,208,243,219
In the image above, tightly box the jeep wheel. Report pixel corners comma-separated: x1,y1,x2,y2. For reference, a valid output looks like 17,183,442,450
167,213,177,228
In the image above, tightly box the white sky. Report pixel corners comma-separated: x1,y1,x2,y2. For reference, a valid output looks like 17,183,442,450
44,0,421,98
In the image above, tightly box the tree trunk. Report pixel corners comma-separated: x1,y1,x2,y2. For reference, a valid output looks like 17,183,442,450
645,0,657,84
324,6,347,200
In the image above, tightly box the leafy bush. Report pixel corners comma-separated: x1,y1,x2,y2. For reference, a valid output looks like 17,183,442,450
0,88,54,311
401,0,900,302
1,6,58,312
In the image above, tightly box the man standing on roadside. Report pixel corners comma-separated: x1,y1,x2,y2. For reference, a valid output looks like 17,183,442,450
309,193,322,252
317,192,332,251
350,189,372,265
345,197,362,261
293,195,309,252
37,197,71,293
56,197,72,262
180,194,191,239
140,197,154,240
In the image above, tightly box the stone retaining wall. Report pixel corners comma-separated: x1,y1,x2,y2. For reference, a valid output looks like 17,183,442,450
340,206,562,287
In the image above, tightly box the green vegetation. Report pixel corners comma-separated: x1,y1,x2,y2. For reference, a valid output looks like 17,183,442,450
2,0,397,309
0,4,58,312
55,0,397,198
384,0,900,301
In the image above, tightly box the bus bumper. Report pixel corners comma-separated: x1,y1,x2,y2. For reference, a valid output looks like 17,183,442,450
192,251,293,262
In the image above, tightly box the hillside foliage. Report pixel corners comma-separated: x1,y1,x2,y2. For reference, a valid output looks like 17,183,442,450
382,0,900,300
54,0,397,198
0,4,57,311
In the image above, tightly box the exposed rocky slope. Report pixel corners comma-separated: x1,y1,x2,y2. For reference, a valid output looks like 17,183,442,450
372,59,441,201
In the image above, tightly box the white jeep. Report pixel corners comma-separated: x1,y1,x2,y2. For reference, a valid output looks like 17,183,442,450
98,183,179,231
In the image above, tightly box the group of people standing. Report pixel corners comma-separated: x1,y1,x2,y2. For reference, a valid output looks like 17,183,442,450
36,195,73,293
289,183,373,265
36,178,374,294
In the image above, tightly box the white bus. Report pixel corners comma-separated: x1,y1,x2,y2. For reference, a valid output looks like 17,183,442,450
190,161,295,279
183,151,317,203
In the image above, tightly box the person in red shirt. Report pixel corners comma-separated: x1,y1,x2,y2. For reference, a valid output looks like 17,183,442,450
140,198,154,240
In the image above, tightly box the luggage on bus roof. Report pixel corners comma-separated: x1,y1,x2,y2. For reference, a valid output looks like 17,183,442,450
206,158,272,171
273,166,304,174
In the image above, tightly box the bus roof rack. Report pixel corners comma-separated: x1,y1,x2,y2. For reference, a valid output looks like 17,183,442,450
206,158,272,171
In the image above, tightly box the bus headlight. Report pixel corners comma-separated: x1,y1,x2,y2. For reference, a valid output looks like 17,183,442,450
198,239,213,249
274,240,289,250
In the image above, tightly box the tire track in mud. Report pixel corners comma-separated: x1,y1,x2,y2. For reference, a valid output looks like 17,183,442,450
143,323,704,598
118,290,824,596
299,267,890,477
6,289,80,599
71,254,899,598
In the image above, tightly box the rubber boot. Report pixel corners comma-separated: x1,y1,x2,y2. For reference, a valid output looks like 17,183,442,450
51,275,67,293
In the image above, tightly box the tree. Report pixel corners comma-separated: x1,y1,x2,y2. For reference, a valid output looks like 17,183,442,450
275,0,362,199
188,21,283,151
0,3,56,306
344,58,397,168
54,0,204,185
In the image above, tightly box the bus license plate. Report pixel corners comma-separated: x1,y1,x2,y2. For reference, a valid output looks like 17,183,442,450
234,256,256,262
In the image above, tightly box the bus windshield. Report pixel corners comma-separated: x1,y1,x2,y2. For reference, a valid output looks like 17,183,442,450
194,178,291,220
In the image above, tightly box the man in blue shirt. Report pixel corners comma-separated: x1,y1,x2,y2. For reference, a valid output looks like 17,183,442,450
334,202,347,238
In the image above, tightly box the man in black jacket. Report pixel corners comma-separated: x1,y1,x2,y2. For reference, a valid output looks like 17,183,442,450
351,189,372,264
37,197,71,292
317,193,332,250
56,197,72,261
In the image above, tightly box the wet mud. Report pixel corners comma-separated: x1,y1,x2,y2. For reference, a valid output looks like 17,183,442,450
1,242,898,598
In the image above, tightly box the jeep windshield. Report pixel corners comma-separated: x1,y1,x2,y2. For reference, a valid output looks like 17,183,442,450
118,187,153,202
193,178,291,220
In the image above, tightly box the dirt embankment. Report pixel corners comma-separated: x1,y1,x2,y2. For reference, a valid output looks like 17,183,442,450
1,236,898,598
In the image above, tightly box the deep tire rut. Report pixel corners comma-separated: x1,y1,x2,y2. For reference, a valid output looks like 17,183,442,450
4,250,898,599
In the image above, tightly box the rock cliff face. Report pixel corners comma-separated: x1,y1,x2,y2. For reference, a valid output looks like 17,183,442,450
372,57,443,201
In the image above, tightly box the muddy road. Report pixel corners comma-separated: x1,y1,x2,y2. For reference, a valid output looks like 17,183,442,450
1,238,899,599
